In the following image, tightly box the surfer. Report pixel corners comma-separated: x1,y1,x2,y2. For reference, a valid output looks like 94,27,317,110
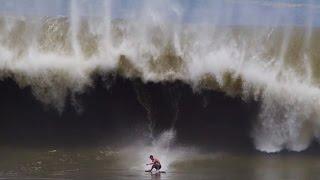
145,155,161,172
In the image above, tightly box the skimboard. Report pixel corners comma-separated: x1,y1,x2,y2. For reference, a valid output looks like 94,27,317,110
145,170,166,174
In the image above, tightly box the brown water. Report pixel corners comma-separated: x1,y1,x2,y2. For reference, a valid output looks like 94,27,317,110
1,146,320,180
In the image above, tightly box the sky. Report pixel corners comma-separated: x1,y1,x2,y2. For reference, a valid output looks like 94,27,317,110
0,0,319,26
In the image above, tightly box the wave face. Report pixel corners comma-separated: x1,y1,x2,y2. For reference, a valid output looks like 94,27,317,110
1,0,320,153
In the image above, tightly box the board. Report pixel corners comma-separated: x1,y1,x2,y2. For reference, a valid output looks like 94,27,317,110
145,170,166,174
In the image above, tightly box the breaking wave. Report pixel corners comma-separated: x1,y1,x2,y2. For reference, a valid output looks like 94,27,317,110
1,0,320,153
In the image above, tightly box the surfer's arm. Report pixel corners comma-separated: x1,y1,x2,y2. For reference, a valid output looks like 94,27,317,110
146,162,154,165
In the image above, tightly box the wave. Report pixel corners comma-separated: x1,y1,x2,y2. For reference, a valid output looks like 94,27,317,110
1,12,320,153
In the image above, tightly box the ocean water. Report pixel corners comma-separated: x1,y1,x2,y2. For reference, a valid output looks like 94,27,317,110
1,147,320,180
1,1,320,179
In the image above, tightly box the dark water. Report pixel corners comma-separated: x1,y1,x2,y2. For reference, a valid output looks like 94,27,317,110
0,76,257,150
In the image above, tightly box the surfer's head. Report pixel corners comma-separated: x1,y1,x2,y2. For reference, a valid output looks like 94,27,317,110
149,155,154,160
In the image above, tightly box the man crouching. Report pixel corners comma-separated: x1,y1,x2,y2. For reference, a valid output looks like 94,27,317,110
145,155,161,172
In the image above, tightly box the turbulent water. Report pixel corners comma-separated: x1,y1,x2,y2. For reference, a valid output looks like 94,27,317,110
1,0,320,155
